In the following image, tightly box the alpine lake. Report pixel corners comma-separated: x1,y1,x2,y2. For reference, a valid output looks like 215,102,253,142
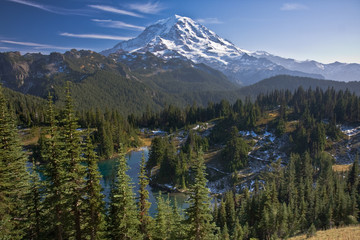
97,147,188,216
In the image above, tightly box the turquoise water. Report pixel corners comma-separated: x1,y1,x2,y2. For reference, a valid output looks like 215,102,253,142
97,148,188,216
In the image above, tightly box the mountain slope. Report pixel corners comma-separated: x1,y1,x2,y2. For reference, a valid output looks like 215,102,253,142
252,51,360,82
0,50,240,115
102,15,325,85
103,14,360,85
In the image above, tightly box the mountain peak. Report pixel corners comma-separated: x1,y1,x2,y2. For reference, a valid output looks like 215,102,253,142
155,14,193,25
101,14,246,66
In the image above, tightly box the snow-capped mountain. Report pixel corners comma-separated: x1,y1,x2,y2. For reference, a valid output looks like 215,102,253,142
252,51,360,82
102,15,358,85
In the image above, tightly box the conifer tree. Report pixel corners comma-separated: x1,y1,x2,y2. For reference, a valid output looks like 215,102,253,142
186,150,217,239
0,85,30,239
232,220,243,240
83,133,106,240
221,223,230,240
40,93,67,240
171,198,187,239
138,152,152,239
26,160,44,240
107,147,141,239
61,83,87,239
154,192,172,240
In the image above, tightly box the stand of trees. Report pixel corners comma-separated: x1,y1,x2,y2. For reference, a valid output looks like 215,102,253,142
2,83,360,239
0,85,219,239
214,154,360,239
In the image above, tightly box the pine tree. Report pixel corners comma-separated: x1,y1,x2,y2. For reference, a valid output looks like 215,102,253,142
61,83,87,239
186,150,217,239
0,85,30,239
26,160,44,240
83,133,106,240
107,147,141,239
224,191,236,234
40,94,66,239
232,220,243,240
138,152,152,239
221,223,230,240
154,192,172,240
171,198,187,239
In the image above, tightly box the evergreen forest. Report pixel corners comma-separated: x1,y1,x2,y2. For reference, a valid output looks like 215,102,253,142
1,83,360,240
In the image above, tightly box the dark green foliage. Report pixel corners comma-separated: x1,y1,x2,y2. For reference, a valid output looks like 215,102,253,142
138,153,152,239
25,160,45,240
107,148,141,240
154,192,172,240
307,223,316,238
186,150,217,239
40,94,68,239
2,87,47,127
0,85,30,239
147,136,166,170
216,152,359,239
61,84,87,240
222,127,249,171
83,133,106,240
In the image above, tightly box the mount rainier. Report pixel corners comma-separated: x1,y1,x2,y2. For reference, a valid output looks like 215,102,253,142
102,15,359,85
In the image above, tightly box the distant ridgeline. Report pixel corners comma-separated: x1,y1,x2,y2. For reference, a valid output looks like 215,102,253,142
1,50,360,118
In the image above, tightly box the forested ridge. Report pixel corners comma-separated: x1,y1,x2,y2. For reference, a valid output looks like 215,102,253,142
1,82,360,239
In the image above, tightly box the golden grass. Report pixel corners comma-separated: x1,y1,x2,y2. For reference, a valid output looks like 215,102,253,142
289,225,360,240
286,120,298,133
20,127,41,147
203,149,222,163
332,164,352,172
139,135,152,147
256,111,278,126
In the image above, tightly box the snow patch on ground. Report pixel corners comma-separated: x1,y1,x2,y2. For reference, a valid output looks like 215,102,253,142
341,125,360,137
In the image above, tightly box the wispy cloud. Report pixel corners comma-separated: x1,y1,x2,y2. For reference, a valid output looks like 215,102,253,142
0,47,10,50
281,3,308,11
88,5,143,18
128,1,165,14
7,0,89,15
196,18,223,24
60,33,132,41
92,19,145,31
1,40,76,50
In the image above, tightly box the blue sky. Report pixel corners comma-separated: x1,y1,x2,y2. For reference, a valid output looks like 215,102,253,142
0,0,359,63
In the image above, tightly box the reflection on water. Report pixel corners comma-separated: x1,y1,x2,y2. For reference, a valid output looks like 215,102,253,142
97,148,188,216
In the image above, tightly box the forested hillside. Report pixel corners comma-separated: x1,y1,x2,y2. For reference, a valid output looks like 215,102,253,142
3,51,360,117
1,81,360,239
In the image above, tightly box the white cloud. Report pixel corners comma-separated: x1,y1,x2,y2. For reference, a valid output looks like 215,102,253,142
128,1,165,14
92,19,145,31
7,0,88,15
89,5,143,18
60,33,132,41
281,3,308,11
1,40,75,50
196,18,223,24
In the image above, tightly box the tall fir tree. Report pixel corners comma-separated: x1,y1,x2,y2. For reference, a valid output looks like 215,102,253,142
83,133,106,240
107,147,141,239
0,85,30,239
40,93,67,240
61,83,87,240
26,159,44,240
171,198,187,239
154,192,172,240
186,150,217,240
138,152,152,239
